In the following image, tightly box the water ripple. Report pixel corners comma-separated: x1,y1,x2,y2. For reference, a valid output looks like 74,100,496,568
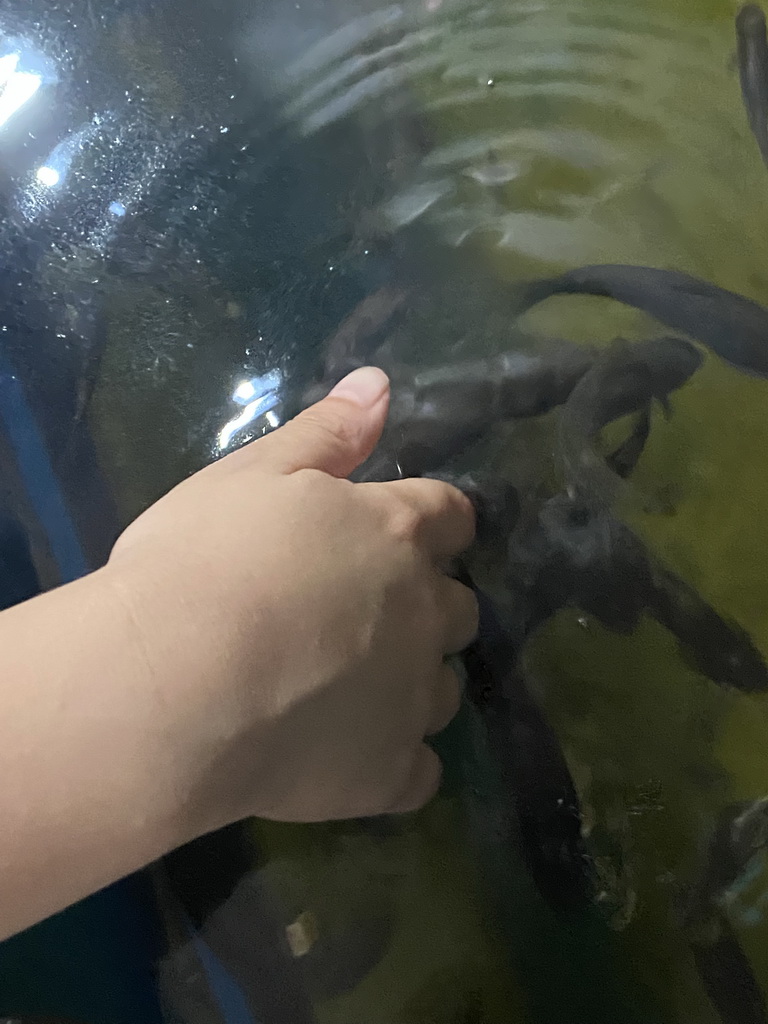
270,0,760,281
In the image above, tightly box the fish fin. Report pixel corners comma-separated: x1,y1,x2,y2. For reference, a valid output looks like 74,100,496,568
727,49,738,73
606,406,652,479
659,394,672,419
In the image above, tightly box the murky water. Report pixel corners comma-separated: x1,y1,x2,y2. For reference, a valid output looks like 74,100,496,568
41,0,768,1019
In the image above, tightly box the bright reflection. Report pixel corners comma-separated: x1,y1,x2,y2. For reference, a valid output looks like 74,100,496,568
233,369,282,407
233,379,257,404
36,165,59,187
0,53,19,81
35,122,93,192
0,52,41,129
218,370,283,450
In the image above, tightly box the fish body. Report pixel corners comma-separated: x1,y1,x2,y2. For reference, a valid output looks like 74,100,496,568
353,341,594,482
320,285,409,384
519,265,768,377
461,572,594,911
431,471,521,548
737,5,768,167
558,336,702,503
508,494,768,692
508,493,656,638
606,407,652,480
697,799,768,908
684,799,768,1024
448,465,593,914
690,914,767,1024
649,567,768,692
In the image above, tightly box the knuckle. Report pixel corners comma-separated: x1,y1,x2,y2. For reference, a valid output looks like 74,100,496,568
290,466,331,495
448,487,477,539
386,500,424,544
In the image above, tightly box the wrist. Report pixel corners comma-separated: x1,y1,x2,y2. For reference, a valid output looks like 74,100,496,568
99,551,276,841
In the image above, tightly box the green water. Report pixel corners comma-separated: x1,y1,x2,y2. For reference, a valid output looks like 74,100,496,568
90,0,768,1020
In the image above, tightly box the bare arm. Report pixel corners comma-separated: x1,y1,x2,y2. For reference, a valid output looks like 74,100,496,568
0,367,477,941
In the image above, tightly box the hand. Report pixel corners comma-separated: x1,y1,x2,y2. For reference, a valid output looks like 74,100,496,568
107,366,478,839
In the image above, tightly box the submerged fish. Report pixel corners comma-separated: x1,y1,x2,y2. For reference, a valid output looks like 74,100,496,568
507,494,768,693
320,285,409,384
699,799,768,906
684,799,768,1024
606,407,652,480
649,566,768,693
737,5,768,167
690,916,767,1024
460,567,595,911
353,341,595,482
558,336,702,504
441,481,594,910
518,265,768,377
427,471,520,548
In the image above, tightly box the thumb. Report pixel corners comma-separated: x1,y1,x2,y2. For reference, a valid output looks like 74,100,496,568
257,366,390,477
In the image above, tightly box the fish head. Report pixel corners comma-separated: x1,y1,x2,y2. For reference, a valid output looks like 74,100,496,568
737,4,767,35
638,336,704,395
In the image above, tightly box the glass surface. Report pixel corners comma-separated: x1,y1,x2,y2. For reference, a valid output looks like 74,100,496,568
0,0,767,1022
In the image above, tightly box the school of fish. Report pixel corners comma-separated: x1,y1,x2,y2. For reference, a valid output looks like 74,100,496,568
291,7,768,1020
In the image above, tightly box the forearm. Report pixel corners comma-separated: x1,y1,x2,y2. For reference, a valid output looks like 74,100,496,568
0,564,200,940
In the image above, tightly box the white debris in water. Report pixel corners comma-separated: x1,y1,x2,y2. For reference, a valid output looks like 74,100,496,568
463,160,522,186
285,910,319,958
381,178,454,229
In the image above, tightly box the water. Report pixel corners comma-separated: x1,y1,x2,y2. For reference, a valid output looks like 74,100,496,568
99,1,768,1021
3,0,768,1020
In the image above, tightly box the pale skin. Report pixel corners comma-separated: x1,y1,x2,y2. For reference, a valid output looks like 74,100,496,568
0,365,478,942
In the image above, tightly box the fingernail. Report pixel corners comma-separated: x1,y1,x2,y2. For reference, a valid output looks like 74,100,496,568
329,366,389,407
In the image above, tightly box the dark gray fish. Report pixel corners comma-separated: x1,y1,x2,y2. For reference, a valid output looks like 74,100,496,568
319,284,409,385
697,799,768,905
690,917,767,1024
606,407,651,480
649,567,768,693
434,471,521,548
558,336,702,503
684,799,768,1024
459,564,595,911
440,480,594,910
353,341,595,482
737,5,768,168
508,492,657,639
508,494,768,693
518,265,768,377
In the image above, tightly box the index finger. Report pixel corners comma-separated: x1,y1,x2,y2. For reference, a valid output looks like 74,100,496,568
381,476,477,558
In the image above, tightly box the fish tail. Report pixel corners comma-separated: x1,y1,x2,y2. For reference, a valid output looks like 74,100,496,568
510,277,560,314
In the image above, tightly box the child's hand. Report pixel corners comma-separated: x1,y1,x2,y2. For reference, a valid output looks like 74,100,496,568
109,366,478,837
